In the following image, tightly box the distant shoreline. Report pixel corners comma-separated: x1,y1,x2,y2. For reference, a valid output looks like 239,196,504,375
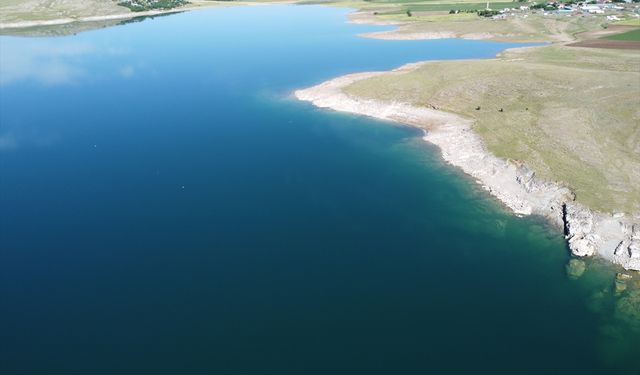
0,1,266,31
0,8,184,30
0,1,303,32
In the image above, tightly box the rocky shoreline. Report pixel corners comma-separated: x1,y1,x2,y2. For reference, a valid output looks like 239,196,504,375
294,64,640,272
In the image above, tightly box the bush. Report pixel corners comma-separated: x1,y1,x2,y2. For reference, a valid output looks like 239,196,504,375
477,9,500,17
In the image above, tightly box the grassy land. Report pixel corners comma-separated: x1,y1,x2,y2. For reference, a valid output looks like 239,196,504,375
615,17,640,27
345,46,640,214
362,0,519,3
606,28,640,41
0,0,237,25
0,0,128,23
380,2,519,14
367,12,606,42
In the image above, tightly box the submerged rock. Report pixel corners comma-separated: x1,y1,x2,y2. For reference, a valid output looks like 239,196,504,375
615,280,628,295
566,258,587,280
587,289,609,313
614,273,635,296
616,273,633,281
615,290,640,330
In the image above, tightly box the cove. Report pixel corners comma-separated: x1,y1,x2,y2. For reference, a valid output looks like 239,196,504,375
0,5,638,374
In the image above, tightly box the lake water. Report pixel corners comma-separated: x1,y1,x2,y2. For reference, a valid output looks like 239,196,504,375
0,5,638,374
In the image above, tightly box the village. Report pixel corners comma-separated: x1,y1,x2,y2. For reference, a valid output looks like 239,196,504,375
485,0,640,21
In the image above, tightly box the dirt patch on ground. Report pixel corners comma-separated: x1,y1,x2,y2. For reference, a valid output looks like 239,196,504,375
568,39,640,50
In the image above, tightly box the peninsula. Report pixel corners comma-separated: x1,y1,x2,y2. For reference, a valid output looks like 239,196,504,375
295,1,640,277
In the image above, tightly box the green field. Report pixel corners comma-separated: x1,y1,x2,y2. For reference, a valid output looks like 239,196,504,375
381,2,520,14
606,28,640,41
614,17,640,26
363,0,518,3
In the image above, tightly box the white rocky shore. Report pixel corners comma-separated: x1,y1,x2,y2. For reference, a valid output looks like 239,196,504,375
294,64,640,272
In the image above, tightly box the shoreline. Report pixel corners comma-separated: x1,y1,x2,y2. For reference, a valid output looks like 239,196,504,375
0,1,252,31
346,10,572,43
294,63,640,272
0,8,183,30
0,1,303,32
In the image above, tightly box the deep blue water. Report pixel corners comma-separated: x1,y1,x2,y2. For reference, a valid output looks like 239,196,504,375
0,5,638,374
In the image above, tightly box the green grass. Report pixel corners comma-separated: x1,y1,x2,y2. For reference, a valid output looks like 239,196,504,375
363,12,604,42
379,12,478,21
363,0,516,3
344,46,640,214
614,18,640,27
381,2,519,13
606,28,640,41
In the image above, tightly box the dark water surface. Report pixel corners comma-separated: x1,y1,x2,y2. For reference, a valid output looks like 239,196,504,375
1,5,638,374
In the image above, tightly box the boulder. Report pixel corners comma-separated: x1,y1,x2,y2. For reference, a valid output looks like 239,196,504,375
569,237,596,257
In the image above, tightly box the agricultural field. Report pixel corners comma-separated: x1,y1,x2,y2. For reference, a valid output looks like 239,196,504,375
607,27,640,41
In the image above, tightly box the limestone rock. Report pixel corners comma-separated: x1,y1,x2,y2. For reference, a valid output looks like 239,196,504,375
569,237,597,257
629,241,640,259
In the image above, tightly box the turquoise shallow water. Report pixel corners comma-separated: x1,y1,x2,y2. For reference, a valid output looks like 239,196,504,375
0,5,638,374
